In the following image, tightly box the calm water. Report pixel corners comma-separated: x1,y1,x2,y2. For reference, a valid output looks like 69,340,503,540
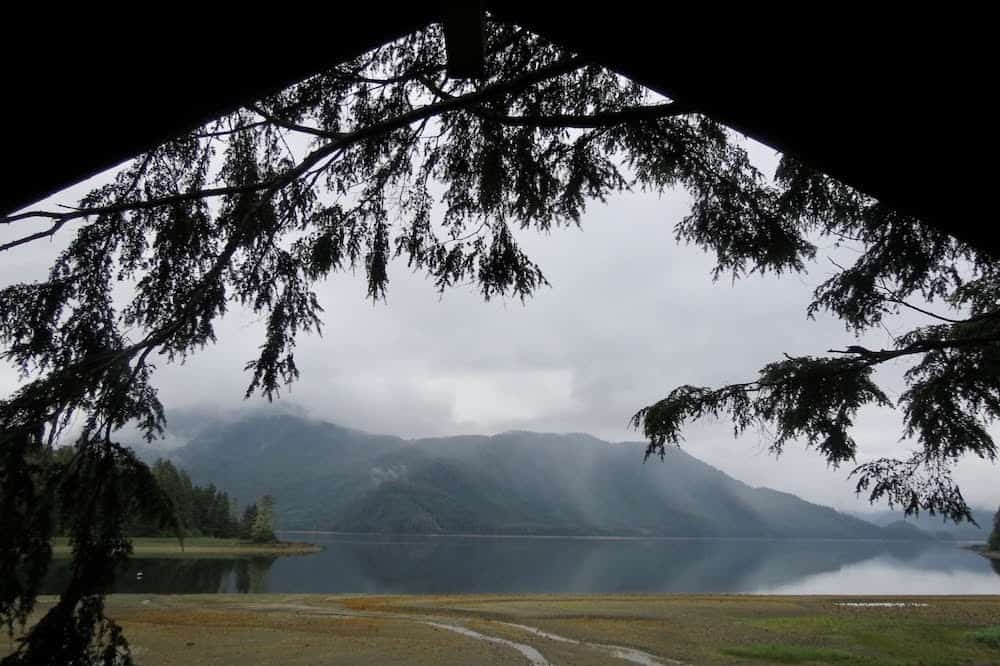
44,533,1000,595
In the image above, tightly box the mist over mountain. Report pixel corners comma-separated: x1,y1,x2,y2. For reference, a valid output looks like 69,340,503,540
142,412,924,538
849,509,994,541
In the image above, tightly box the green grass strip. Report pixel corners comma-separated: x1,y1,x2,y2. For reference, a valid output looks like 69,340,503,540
968,626,1000,649
721,644,855,663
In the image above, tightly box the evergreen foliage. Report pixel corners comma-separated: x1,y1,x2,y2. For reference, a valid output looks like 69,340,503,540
239,503,259,541
124,459,241,538
2,17,997,664
250,495,276,543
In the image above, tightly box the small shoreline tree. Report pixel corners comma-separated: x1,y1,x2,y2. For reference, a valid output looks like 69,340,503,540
249,495,277,544
239,502,259,541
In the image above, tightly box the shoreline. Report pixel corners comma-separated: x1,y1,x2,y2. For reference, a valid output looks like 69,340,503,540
52,537,322,558
278,530,1000,544
280,529,980,543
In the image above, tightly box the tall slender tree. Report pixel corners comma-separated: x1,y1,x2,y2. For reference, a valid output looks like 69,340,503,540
250,495,276,543
239,503,259,541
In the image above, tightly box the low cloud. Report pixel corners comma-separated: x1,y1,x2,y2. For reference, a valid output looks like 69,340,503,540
3,144,996,513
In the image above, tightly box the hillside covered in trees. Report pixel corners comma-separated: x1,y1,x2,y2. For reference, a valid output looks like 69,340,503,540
153,412,948,539
46,448,275,541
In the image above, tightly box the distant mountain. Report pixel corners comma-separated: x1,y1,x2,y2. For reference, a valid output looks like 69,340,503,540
143,413,925,539
880,520,936,541
849,508,994,541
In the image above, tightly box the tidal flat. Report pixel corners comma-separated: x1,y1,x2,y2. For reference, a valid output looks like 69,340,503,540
8,594,1000,664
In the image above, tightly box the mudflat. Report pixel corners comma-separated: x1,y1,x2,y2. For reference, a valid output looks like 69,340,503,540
7,594,1000,664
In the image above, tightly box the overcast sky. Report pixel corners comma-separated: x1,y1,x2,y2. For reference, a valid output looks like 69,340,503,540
2,142,996,514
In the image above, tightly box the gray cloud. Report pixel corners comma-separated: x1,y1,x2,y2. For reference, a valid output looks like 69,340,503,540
2,142,996,513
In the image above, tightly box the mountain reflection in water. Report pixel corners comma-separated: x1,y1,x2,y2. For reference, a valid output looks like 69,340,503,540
43,535,1000,595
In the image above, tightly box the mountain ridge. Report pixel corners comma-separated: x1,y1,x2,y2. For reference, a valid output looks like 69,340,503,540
138,412,934,539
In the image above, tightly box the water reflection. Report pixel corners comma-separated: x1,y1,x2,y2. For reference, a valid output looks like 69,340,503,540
44,557,278,595
234,557,276,593
42,536,1000,595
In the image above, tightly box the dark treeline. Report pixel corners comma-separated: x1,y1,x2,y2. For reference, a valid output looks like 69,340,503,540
126,459,240,538
129,459,276,541
47,448,274,540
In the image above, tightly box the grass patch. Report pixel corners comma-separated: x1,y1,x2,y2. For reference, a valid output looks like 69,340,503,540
721,644,855,663
968,626,1000,648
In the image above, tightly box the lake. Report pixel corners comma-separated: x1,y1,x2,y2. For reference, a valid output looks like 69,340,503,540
44,533,1000,595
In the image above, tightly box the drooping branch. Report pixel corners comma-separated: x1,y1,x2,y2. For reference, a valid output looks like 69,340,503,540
0,219,71,252
888,297,969,323
479,102,700,128
882,295,1000,326
850,453,976,523
2,54,589,241
246,104,339,139
297,53,588,145
190,120,270,139
1,182,281,226
632,323,998,522
6,54,597,431
417,72,696,128
870,278,992,325
634,335,999,448
828,335,1000,364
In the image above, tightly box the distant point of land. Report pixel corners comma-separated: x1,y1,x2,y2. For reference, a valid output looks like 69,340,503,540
962,543,1000,561
51,537,321,558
